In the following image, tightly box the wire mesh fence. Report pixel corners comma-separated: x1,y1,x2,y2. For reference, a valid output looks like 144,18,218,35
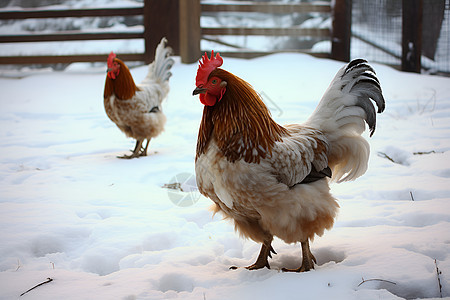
351,0,450,75
433,0,450,74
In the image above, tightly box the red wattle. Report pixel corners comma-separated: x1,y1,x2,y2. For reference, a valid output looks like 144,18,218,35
107,72,116,79
200,93,217,106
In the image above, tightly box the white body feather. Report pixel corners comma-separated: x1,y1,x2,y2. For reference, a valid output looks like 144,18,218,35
105,37,174,141
196,59,384,244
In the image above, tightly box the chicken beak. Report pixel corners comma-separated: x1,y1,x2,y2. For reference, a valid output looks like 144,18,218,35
192,87,207,96
106,67,112,73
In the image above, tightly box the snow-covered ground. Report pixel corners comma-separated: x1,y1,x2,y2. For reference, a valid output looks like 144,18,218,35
0,53,449,300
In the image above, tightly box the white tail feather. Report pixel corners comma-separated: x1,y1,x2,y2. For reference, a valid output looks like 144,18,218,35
305,59,385,182
141,37,174,88
139,37,175,106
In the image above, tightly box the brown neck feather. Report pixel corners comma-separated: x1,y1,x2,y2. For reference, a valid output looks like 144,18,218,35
103,59,139,100
196,68,288,164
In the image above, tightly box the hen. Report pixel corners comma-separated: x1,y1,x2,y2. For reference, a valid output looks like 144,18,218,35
193,52,385,272
104,37,174,158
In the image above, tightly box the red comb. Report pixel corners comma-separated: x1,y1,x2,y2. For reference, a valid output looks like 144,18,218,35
195,50,223,86
107,52,116,68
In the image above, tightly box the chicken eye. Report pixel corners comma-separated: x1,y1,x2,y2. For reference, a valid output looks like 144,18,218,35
211,79,217,84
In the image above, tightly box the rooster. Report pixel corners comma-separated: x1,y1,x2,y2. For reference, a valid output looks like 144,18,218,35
104,37,174,158
192,52,385,272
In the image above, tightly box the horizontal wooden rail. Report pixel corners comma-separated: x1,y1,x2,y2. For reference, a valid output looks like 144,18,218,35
0,5,149,64
217,50,330,59
180,1,334,62
0,7,143,19
202,27,330,37
201,2,331,13
0,31,143,43
0,53,145,64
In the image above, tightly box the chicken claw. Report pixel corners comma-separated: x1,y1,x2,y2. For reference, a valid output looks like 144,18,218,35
117,139,151,159
118,153,141,159
282,240,317,273
230,241,276,271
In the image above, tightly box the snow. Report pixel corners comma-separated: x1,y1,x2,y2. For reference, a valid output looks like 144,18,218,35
0,53,449,300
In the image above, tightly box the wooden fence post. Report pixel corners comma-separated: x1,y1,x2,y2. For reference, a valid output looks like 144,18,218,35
144,0,180,64
179,0,201,63
331,0,352,62
402,0,423,73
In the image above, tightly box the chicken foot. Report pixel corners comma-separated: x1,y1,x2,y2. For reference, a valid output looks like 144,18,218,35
282,239,317,272
117,140,142,159
230,240,277,271
118,139,150,159
118,140,142,159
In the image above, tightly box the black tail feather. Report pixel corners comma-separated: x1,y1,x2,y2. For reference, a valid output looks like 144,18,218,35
344,59,385,137
345,58,368,72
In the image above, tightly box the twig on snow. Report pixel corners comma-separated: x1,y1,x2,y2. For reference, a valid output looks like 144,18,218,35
417,88,436,115
357,277,397,287
15,259,22,271
377,152,396,164
20,278,53,297
435,259,443,298
413,150,438,155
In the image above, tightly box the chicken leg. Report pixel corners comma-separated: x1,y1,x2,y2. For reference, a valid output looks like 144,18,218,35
118,140,143,159
141,138,151,157
282,239,317,272
230,239,277,270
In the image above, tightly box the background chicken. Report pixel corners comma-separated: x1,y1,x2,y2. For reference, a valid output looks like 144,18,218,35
193,52,385,272
104,37,174,159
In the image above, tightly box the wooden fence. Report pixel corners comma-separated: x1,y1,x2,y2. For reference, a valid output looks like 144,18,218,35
180,0,348,62
0,7,146,64
0,0,350,65
0,2,180,64
0,0,426,72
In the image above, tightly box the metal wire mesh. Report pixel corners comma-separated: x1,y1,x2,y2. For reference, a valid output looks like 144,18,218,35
351,0,450,74
434,0,450,74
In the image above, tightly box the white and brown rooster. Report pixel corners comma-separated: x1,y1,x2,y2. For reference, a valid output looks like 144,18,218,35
104,37,174,158
193,52,385,272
